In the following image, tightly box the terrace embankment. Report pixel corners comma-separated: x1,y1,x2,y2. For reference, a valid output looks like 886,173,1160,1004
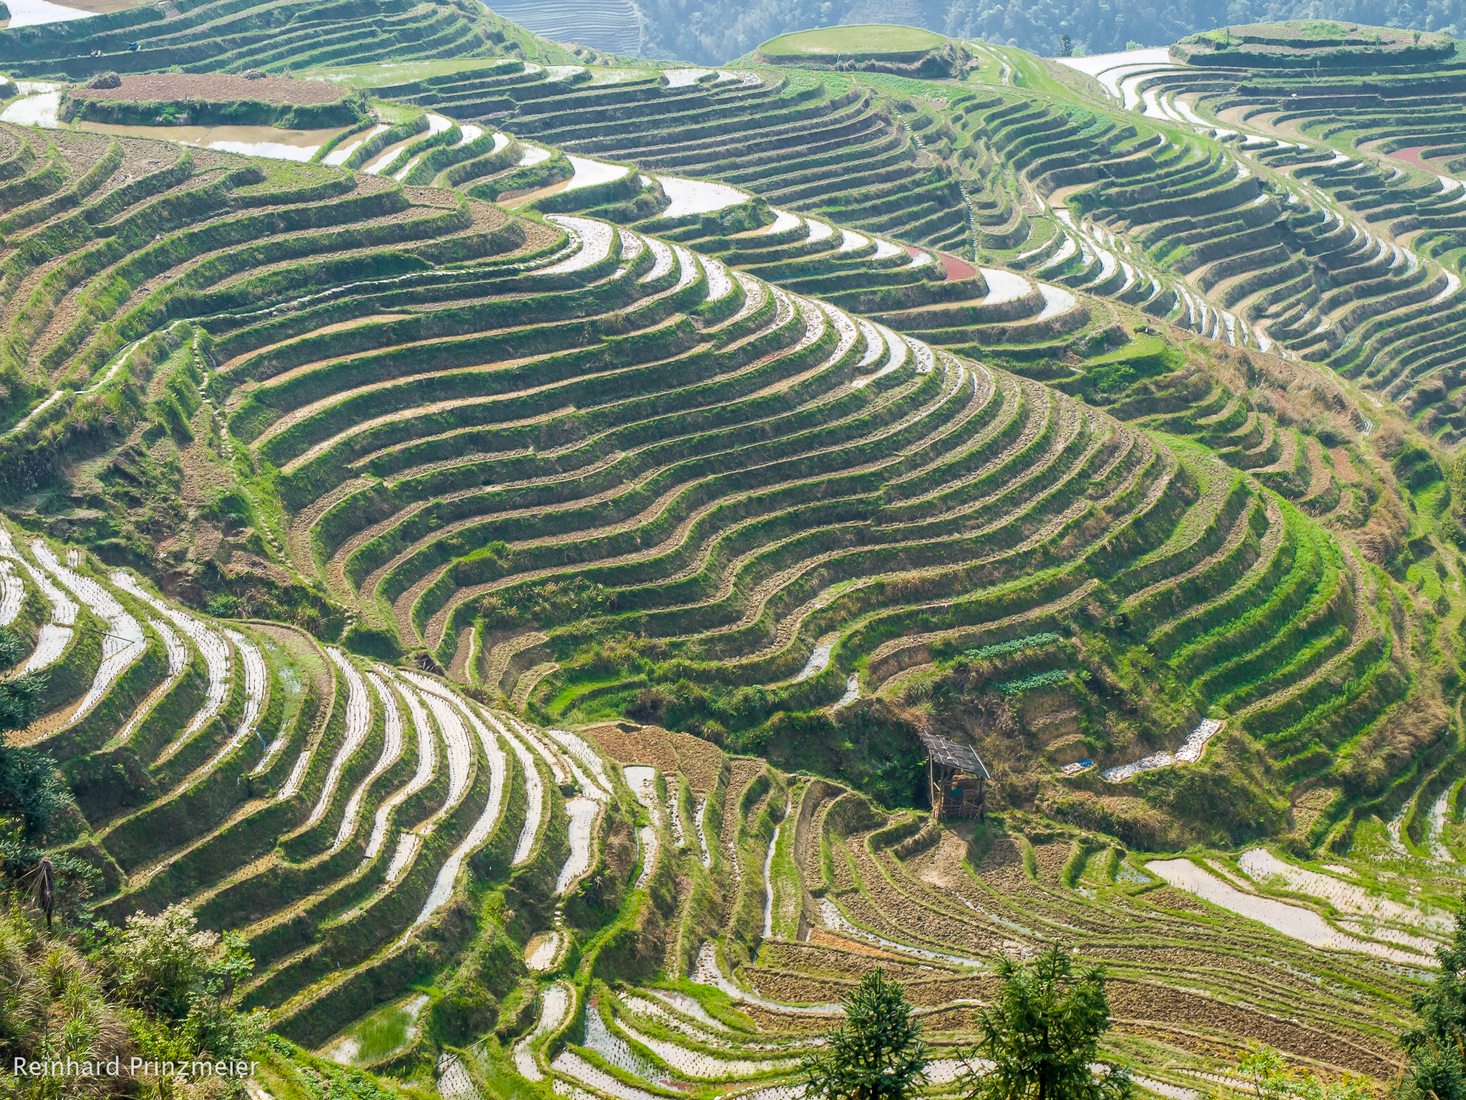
0,517,578,1055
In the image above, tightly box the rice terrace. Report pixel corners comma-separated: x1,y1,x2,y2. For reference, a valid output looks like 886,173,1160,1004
6,1,1466,1097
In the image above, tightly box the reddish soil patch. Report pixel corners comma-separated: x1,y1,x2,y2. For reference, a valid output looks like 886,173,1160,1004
70,73,350,106
1386,145,1444,174
902,244,976,282
938,251,976,281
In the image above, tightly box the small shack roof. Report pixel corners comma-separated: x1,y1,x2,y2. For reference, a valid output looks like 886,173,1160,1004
918,731,991,780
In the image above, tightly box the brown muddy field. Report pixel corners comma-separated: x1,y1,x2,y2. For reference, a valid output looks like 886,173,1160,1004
69,72,350,105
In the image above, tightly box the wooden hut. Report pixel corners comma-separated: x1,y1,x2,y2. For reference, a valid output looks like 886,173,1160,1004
919,731,990,820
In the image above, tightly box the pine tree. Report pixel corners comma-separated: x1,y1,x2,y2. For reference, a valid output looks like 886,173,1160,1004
801,968,930,1100
963,945,1130,1100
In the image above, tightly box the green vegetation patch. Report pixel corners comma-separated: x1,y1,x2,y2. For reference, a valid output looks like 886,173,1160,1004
758,24,947,58
755,24,963,76
1176,21,1456,68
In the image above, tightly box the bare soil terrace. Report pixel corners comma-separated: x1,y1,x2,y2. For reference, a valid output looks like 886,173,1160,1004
68,73,353,106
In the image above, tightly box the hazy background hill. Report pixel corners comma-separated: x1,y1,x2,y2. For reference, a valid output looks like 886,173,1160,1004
490,0,1466,63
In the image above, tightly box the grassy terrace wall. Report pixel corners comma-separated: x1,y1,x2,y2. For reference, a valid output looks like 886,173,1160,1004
0,33,1457,1095
356,64,973,253
510,721,1447,1100
268,51,1397,571
0,500,1441,1095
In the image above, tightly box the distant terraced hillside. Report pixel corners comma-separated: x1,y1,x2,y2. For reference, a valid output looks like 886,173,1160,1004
3,10,1466,1100
372,87,1392,549
0,0,572,78
346,35,1466,450
375,60,974,253
980,31,1466,444
489,0,645,55
1093,26,1466,441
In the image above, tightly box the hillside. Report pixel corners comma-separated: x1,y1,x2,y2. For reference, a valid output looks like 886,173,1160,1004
476,0,1465,67
0,6,1465,1100
0,117,1428,843
5,511,1453,1095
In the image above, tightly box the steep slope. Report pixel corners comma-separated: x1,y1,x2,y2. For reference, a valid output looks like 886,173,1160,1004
0,13,1422,538
345,56,1413,548
0,515,579,1050
482,720,1448,1098
4,512,1443,1096
1108,26,1466,440
0,12,1460,1099
0,122,1426,839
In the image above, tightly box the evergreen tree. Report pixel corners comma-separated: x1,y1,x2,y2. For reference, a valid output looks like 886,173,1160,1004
0,627,85,915
1402,893,1466,1100
963,945,1130,1100
0,628,67,844
801,968,930,1100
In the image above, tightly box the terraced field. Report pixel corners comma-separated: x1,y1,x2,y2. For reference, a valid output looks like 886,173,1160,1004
289,53,1406,559
0,517,563,1047
488,0,645,55
1019,36,1466,442
3,506,1445,1094
489,721,1459,1099
0,114,1424,825
0,0,571,79
1,9,1464,1100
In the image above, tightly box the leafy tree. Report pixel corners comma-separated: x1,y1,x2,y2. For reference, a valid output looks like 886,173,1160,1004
1401,893,1466,1100
801,968,930,1100
100,905,265,1064
1231,1045,1369,1100
962,945,1130,1100
0,627,41,733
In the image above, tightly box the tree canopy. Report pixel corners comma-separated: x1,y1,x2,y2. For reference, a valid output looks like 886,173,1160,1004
1,901,266,1098
1402,893,1466,1100
1232,1046,1370,1100
0,629,70,851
